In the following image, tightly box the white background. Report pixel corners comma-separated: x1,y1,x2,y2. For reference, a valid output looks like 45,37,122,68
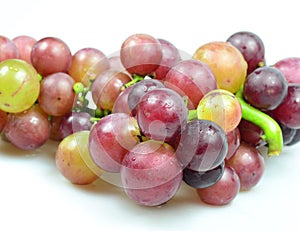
1,0,300,230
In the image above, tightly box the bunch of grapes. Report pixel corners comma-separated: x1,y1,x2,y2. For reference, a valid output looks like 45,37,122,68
0,31,300,207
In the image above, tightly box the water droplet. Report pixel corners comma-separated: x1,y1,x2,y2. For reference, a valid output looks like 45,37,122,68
131,156,136,161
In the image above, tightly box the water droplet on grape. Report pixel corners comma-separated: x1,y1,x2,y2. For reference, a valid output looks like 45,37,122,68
131,156,136,161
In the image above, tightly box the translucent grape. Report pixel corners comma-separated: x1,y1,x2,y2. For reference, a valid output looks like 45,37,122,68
0,59,40,113
197,89,242,133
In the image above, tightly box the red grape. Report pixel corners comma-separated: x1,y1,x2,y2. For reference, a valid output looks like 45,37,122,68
38,72,76,116
196,166,240,206
273,57,300,84
272,84,300,129
91,69,131,111
227,31,265,74
225,127,241,160
120,140,182,206
0,35,18,62
68,47,110,86
88,113,140,173
153,38,181,80
226,142,265,191
238,119,266,147
12,35,36,64
243,66,288,110
136,88,188,143
4,105,50,150
164,59,217,109
120,33,163,76
0,109,7,133
31,37,72,77
112,86,133,115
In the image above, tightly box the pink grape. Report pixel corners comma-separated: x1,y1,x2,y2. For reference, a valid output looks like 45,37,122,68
0,35,18,62
120,33,163,76
4,105,50,150
12,35,36,64
31,37,72,77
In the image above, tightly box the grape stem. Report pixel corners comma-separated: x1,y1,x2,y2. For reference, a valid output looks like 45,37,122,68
121,74,145,90
235,87,283,156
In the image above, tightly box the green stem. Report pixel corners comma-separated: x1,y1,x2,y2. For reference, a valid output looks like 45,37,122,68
121,74,145,90
236,87,283,156
188,109,198,121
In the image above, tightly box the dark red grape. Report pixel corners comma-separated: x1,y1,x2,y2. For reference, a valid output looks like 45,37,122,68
120,33,163,76
273,57,300,84
238,119,266,147
0,35,18,62
136,88,188,143
38,72,76,116
31,37,72,77
4,105,50,150
243,66,288,110
12,35,36,64
175,119,228,171
164,59,217,109
226,142,264,191
59,111,92,139
286,129,300,146
183,161,225,189
196,166,240,206
227,31,265,74
127,79,165,115
272,84,300,129
120,140,182,206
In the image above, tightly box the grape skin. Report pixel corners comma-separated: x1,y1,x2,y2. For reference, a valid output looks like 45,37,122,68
136,88,188,143
4,105,50,150
12,35,36,64
38,72,76,116
0,35,19,62
120,140,183,206
0,110,7,133
31,37,72,77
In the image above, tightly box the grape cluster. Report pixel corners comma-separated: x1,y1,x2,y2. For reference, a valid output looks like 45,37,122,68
0,32,300,207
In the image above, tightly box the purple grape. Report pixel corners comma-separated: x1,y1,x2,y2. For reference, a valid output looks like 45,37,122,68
243,66,288,110
59,111,92,139
183,161,225,189
227,31,265,74
175,119,228,172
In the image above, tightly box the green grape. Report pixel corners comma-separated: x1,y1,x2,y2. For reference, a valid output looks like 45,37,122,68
0,59,40,113
197,89,242,133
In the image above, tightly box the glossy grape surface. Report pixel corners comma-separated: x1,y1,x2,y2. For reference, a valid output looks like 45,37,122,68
121,140,183,206
273,57,300,84
4,105,50,150
183,161,225,189
68,47,110,86
136,88,188,143
38,72,75,116
272,84,300,129
31,37,72,77
89,113,140,172
197,89,242,132
196,166,240,206
176,119,228,171
0,59,40,113
55,131,100,185
0,35,18,62
243,66,288,110
164,59,217,109
12,35,36,64
227,31,265,74
91,69,131,111
120,33,163,76
193,41,247,93
227,142,265,191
